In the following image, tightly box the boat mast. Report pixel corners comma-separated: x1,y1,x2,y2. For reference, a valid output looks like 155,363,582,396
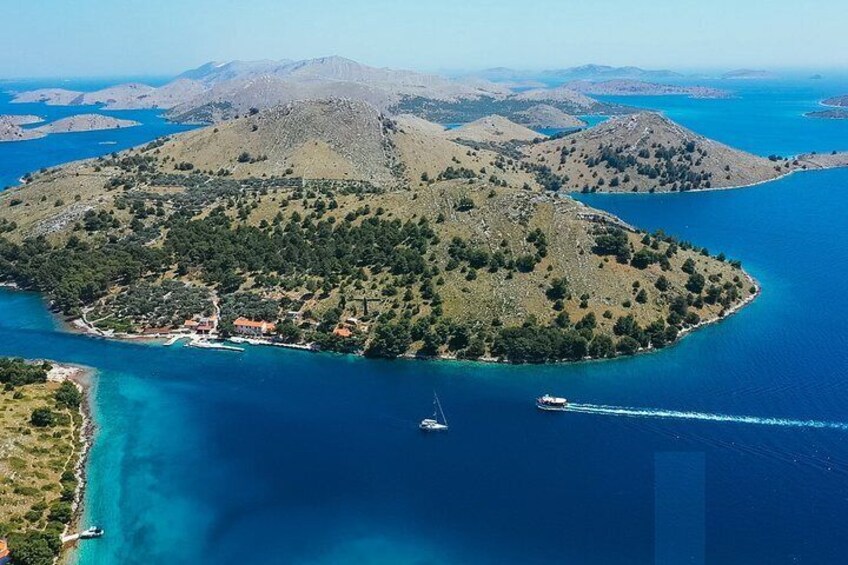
434,392,448,426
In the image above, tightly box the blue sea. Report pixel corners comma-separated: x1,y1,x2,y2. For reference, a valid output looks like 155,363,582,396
1,76,848,564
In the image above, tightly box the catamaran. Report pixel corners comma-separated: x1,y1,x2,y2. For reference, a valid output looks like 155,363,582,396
536,394,568,411
420,392,449,431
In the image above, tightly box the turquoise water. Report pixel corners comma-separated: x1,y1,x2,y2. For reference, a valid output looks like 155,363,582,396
0,78,847,563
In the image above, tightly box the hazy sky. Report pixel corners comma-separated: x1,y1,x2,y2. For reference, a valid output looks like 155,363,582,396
3,0,846,78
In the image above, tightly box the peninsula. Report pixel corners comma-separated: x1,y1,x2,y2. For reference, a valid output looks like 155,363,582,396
0,358,92,565
0,115,44,142
0,99,760,363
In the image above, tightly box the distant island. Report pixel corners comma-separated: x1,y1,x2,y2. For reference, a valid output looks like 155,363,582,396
0,113,139,143
805,94,848,119
821,95,848,107
565,79,731,99
721,69,775,80
805,109,848,120
0,99,769,364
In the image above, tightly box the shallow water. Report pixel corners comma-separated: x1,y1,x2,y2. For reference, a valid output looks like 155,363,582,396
0,77,847,563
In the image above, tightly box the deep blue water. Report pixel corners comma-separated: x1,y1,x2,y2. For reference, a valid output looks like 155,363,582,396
0,79,195,189
0,78,847,564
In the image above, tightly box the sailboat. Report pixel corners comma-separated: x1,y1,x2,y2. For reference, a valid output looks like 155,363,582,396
420,392,449,432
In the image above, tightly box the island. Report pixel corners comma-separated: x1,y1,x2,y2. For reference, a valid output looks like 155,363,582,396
0,358,92,565
31,114,140,135
821,95,848,107
805,109,848,120
565,79,731,99
0,99,763,364
0,114,140,144
721,69,775,80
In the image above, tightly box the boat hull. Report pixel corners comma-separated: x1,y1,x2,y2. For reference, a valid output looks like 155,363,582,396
536,403,569,412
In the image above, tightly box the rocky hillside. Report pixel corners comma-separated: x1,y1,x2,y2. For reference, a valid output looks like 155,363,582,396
523,112,784,193
512,85,597,109
514,105,586,129
448,115,542,143
13,56,512,117
0,100,757,363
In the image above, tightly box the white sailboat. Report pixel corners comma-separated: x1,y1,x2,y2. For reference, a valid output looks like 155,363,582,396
420,392,449,431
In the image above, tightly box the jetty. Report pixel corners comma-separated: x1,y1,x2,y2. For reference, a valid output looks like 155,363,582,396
163,335,187,346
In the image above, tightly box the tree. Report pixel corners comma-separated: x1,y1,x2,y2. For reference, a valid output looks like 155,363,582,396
54,381,82,409
682,257,696,274
655,275,670,291
30,407,56,427
588,334,615,358
514,254,537,273
616,336,641,355
365,322,412,358
686,272,706,294
7,531,59,565
275,320,302,343
546,277,569,301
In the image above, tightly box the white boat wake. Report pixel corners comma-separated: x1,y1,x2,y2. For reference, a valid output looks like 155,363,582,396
564,403,848,430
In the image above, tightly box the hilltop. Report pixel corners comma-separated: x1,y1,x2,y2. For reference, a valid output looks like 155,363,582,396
447,115,542,143
523,112,785,193
513,105,586,129
0,99,756,363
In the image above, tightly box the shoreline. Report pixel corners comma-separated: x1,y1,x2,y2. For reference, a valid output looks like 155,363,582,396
0,282,760,366
63,287,761,366
44,362,96,565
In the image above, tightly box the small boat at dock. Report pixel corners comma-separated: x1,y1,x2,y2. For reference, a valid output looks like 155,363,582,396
536,394,568,411
185,339,244,352
61,526,104,544
420,392,449,432
79,527,104,539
